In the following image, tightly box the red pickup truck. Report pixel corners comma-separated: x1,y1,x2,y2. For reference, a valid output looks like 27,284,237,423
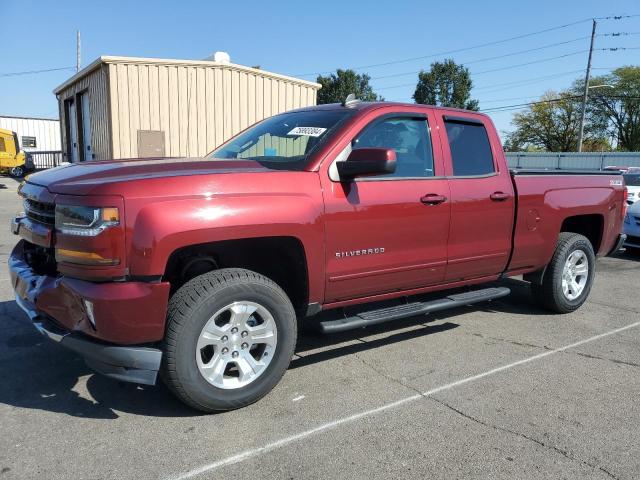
9,100,627,412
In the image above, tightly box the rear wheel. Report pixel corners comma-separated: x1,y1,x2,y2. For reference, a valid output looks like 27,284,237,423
531,232,595,313
162,268,297,412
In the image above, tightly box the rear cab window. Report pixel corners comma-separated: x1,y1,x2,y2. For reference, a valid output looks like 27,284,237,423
443,117,495,176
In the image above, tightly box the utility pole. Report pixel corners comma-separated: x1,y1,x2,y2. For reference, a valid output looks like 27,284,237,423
577,19,596,152
76,30,81,72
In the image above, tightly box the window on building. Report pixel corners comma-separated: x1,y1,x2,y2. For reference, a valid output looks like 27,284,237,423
444,120,495,176
22,136,37,148
353,117,434,178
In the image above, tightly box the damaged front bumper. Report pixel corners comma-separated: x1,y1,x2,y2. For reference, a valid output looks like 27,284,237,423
9,240,167,385
14,294,162,385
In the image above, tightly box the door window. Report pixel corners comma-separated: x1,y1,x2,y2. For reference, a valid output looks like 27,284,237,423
353,117,434,178
444,120,495,176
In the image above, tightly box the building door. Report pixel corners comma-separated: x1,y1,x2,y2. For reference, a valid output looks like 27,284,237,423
78,92,92,160
65,99,79,163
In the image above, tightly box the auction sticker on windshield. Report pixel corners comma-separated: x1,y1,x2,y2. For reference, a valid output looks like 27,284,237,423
287,126,327,137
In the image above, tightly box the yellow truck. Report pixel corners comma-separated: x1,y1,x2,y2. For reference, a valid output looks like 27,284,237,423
0,128,28,177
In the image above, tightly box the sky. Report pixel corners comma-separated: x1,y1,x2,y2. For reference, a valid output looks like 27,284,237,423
1,0,639,137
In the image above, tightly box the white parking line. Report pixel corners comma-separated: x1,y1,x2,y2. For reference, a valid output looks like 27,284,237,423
169,321,640,480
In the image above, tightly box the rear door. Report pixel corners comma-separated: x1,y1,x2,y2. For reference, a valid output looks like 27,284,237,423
321,108,451,303
436,114,515,281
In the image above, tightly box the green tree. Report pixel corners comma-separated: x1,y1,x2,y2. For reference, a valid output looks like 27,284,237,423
505,91,608,152
413,59,478,110
316,69,382,104
584,66,640,151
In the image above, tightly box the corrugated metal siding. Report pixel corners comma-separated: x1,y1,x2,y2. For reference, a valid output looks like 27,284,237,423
0,116,61,151
106,60,320,159
506,152,640,170
240,134,309,159
56,65,111,160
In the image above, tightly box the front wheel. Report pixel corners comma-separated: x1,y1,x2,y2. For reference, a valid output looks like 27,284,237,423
10,166,24,178
531,232,595,313
162,268,297,412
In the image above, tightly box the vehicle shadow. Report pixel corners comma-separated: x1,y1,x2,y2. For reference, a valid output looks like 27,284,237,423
613,249,640,263
291,278,547,368
0,300,199,419
0,278,544,418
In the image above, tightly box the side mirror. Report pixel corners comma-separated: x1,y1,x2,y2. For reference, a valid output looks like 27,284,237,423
336,148,396,180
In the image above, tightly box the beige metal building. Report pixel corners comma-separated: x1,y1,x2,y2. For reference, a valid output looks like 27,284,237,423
53,56,321,162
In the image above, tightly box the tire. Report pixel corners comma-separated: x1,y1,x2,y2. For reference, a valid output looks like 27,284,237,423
162,268,297,412
531,232,595,313
10,166,24,178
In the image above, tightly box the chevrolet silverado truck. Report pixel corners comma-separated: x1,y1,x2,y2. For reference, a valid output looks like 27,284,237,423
9,100,628,412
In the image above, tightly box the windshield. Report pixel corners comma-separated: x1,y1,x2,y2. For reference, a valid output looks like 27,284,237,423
208,109,354,170
624,174,640,186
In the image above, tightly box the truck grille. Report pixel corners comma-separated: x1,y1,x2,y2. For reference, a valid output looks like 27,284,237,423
634,216,640,226
24,198,55,226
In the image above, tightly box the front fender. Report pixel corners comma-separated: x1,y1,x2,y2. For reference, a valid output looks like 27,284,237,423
127,193,325,302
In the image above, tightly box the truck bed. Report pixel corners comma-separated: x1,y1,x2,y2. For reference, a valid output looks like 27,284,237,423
507,169,625,275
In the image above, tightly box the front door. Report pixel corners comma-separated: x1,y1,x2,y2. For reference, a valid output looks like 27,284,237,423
321,111,451,303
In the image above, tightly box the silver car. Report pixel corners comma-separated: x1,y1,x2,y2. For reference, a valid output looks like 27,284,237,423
623,200,640,250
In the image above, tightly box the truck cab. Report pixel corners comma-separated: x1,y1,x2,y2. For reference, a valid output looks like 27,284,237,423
0,128,27,177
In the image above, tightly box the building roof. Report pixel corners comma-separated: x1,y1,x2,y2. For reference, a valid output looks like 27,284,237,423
54,55,321,94
0,114,59,121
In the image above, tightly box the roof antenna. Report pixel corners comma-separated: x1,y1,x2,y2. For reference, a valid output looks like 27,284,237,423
342,93,361,107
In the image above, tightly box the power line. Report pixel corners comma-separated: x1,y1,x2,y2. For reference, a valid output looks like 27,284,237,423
0,66,75,78
294,14,639,77
446,47,626,76
473,69,586,93
375,46,635,92
481,95,550,105
371,44,640,82
370,37,590,80
481,95,640,113
602,31,640,36
594,14,640,20
294,17,595,77
376,51,588,91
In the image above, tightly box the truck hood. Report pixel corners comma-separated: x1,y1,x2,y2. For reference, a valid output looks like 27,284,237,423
26,157,272,195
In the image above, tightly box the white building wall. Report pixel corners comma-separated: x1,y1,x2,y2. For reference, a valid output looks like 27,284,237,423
0,116,61,152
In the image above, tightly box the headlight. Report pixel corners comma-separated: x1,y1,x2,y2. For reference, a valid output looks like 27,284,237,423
55,205,119,236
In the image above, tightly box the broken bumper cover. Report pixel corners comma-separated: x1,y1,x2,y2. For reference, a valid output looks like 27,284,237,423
15,294,162,385
607,233,627,256
9,240,166,385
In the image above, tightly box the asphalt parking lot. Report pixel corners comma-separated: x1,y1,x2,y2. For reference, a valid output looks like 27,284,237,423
1,175,639,480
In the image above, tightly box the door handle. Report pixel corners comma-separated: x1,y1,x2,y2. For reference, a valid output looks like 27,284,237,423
420,194,447,205
490,191,510,201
